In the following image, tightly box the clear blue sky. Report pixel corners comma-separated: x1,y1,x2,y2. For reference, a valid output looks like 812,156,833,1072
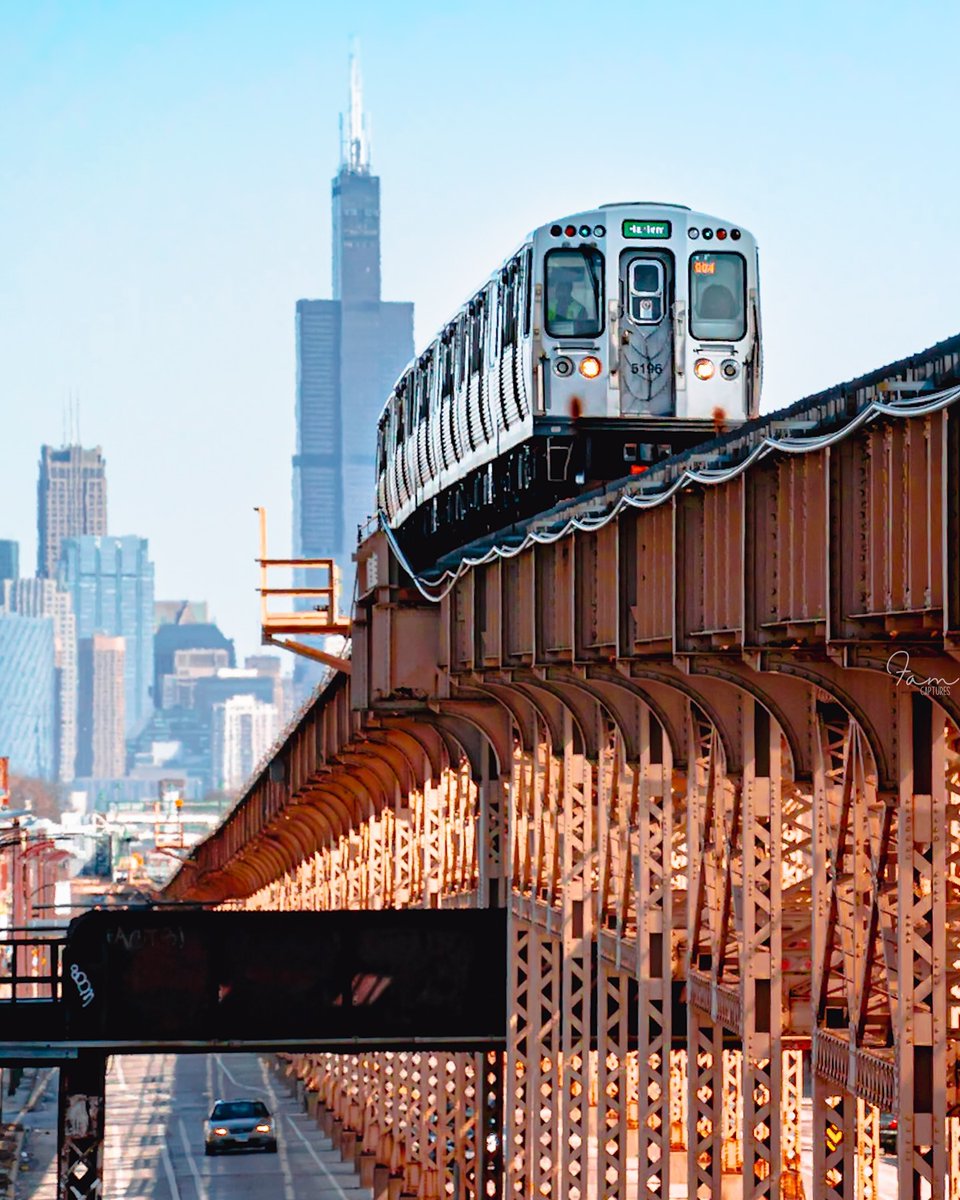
1,0,957,660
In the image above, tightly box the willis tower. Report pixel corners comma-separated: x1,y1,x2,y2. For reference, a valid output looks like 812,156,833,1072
292,52,414,614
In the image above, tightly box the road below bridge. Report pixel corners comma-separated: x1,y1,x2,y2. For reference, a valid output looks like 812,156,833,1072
13,1054,367,1200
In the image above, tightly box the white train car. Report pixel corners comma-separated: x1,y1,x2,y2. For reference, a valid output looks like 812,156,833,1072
377,202,761,569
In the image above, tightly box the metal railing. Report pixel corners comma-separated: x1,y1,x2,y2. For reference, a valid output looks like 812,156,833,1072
0,932,66,1002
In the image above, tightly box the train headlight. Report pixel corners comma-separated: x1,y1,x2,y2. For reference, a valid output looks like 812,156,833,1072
694,358,715,381
554,357,574,377
579,356,602,379
721,359,740,380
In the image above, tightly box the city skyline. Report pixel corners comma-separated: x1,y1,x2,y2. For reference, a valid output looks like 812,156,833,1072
2,2,959,661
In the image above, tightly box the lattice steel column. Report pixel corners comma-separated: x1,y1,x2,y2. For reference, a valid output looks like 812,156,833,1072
781,1050,804,1200
507,918,532,1196
597,961,630,1200
813,1075,855,1199
635,707,673,1200
898,693,948,1199
531,930,561,1199
687,1010,723,1200
857,1100,880,1200
560,732,592,1200
720,1050,743,1176
742,702,783,1197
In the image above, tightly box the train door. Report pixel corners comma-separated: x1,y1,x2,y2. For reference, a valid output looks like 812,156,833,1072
618,252,674,416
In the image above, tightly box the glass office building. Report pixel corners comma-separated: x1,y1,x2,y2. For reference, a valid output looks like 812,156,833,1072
59,535,155,735
0,613,56,779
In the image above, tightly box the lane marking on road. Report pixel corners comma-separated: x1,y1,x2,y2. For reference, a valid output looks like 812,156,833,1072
178,1116,208,1200
161,1137,183,1200
259,1060,296,1200
213,1053,270,1095
282,1114,351,1200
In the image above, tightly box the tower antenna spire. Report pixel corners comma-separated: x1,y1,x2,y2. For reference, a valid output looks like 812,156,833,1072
343,38,370,173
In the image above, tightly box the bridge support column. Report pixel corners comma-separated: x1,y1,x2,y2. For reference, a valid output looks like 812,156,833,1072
560,737,592,1200
57,1051,105,1200
687,1010,723,1200
597,961,630,1200
812,1075,854,1199
897,693,948,1200
742,701,783,1198
635,714,674,1199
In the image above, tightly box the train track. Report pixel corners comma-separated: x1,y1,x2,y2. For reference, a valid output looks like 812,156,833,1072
383,331,960,600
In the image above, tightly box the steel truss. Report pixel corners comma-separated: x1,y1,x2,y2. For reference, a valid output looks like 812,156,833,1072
169,396,960,1198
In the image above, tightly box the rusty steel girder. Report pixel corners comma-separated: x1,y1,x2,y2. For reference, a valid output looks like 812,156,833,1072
167,395,960,1199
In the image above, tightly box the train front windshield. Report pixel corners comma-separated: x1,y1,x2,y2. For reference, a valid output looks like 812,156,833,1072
545,249,604,337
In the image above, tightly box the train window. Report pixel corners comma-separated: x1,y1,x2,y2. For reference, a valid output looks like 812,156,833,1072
469,299,484,375
522,247,533,338
440,332,454,399
545,248,604,337
628,260,665,323
377,418,387,474
422,354,435,417
501,264,518,349
689,253,746,341
395,393,406,445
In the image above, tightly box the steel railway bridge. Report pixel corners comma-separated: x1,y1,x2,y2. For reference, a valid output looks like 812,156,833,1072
167,333,960,1200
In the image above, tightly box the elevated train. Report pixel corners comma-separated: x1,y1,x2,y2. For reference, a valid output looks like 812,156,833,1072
376,203,762,570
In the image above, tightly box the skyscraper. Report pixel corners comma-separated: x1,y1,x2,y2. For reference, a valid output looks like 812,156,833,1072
0,613,56,779
0,540,18,585
2,579,78,782
76,635,126,779
292,52,414,602
37,445,108,579
59,535,155,735
210,693,279,792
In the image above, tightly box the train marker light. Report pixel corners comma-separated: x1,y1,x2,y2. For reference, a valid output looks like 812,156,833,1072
593,225,606,237
702,228,714,240
688,227,700,239
564,225,577,237
550,224,562,236
694,358,715,380
716,228,727,240
730,228,742,240
579,356,602,379
721,359,740,379
554,357,574,377
579,224,591,237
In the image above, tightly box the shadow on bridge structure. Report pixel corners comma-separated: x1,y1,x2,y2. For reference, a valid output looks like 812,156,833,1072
157,333,960,1199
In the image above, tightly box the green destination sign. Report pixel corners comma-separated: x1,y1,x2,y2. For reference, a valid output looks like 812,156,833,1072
622,219,672,239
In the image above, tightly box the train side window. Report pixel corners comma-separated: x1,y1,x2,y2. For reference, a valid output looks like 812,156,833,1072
469,300,484,375
417,352,432,420
440,331,454,399
395,390,406,445
502,264,518,349
522,247,533,338
377,418,387,474
628,260,665,323
689,253,746,341
487,285,498,367
454,317,466,389
545,248,604,337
